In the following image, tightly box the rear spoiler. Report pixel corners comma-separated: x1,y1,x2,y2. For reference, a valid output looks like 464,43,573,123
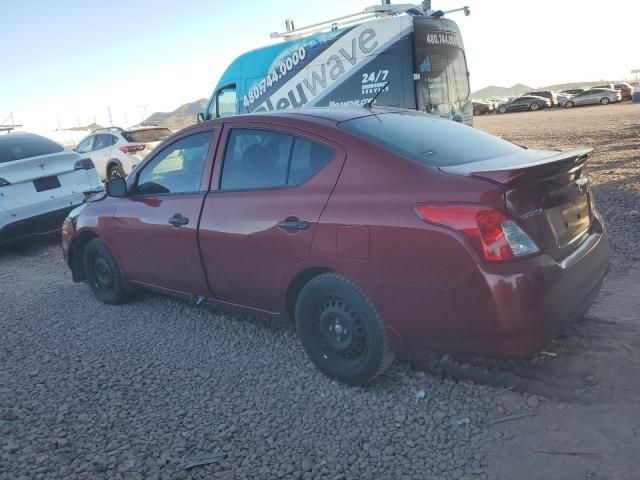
439,147,593,186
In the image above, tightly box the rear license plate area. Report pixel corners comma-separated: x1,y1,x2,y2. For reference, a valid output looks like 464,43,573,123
546,195,591,247
33,175,61,192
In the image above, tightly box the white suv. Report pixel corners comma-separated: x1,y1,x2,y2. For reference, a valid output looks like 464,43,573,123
75,126,172,181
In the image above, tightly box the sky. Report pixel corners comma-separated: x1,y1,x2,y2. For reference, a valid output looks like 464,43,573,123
2,0,638,130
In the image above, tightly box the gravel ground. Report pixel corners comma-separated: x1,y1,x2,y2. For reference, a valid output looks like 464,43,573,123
0,242,492,480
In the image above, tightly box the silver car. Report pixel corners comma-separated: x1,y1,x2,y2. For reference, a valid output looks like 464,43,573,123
563,88,622,108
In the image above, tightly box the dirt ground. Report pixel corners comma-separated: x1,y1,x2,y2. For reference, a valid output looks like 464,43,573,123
474,103,640,480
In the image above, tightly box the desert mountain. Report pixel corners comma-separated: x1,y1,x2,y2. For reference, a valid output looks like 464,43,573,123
144,99,208,130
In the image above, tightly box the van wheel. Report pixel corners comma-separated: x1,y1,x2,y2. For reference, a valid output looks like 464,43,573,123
295,273,394,385
600,97,610,105
83,238,131,305
108,165,125,180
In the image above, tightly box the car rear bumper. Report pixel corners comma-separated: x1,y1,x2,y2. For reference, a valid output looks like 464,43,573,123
373,217,610,358
0,204,81,246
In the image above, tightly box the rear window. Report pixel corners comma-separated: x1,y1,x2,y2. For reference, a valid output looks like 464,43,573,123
340,112,522,167
123,128,172,144
0,134,64,163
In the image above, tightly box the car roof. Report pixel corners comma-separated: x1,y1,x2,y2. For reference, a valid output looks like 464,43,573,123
0,132,50,143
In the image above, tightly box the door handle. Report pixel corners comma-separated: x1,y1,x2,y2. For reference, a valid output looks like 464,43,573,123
168,214,189,227
277,220,310,231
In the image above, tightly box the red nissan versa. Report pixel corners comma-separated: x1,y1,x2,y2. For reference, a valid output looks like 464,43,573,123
61,108,609,385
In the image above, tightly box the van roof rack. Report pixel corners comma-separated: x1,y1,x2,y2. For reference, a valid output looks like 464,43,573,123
269,3,424,39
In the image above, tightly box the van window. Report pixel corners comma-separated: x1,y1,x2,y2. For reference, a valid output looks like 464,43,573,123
340,112,522,167
217,86,237,117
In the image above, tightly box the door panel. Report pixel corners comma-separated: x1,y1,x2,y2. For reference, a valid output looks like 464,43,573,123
199,125,346,312
111,129,218,296
113,193,209,294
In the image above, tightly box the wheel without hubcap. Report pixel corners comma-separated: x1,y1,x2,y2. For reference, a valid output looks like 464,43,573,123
295,273,394,385
83,238,131,305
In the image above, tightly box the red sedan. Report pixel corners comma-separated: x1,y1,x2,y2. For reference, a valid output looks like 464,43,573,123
62,108,609,385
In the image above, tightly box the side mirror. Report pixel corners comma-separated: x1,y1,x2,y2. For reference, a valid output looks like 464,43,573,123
464,6,471,16
196,112,205,123
105,177,127,197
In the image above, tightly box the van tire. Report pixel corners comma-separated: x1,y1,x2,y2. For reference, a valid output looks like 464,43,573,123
295,273,394,385
83,238,131,305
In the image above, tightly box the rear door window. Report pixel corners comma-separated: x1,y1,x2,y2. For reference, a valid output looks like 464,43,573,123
220,129,335,190
340,112,522,167
0,134,64,163
94,134,111,151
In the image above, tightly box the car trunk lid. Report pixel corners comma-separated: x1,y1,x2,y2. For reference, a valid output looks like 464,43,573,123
440,147,594,261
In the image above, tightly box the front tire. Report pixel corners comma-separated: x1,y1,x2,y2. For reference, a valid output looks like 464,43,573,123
600,97,610,105
530,103,540,111
498,106,507,114
295,273,394,385
565,101,574,108
83,238,131,305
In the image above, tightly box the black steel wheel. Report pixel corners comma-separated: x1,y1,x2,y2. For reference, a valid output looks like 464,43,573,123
295,273,394,385
83,238,131,305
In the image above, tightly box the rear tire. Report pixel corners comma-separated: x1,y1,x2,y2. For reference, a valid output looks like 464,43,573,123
600,97,610,105
295,273,394,385
83,238,131,305
108,165,125,180
473,109,481,116
530,103,540,111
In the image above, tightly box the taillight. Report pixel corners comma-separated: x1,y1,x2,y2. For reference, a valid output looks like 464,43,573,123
74,158,95,170
120,144,145,154
0,177,10,187
414,203,540,261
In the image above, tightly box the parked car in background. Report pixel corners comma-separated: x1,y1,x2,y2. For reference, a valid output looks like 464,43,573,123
75,126,172,181
473,101,495,115
555,92,574,107
561,88,586,95
614,82,633,100
0,133,102,246
525,90,559,106
592,83,633,100
563,88,622,107
497,96,551,113
62,108,609,385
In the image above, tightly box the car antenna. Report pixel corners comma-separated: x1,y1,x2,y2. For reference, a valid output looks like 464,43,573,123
364,81,390,109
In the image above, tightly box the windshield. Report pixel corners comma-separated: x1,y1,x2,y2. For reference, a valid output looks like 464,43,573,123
340,112,522,167
413,22,470,112
124,128,172,144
